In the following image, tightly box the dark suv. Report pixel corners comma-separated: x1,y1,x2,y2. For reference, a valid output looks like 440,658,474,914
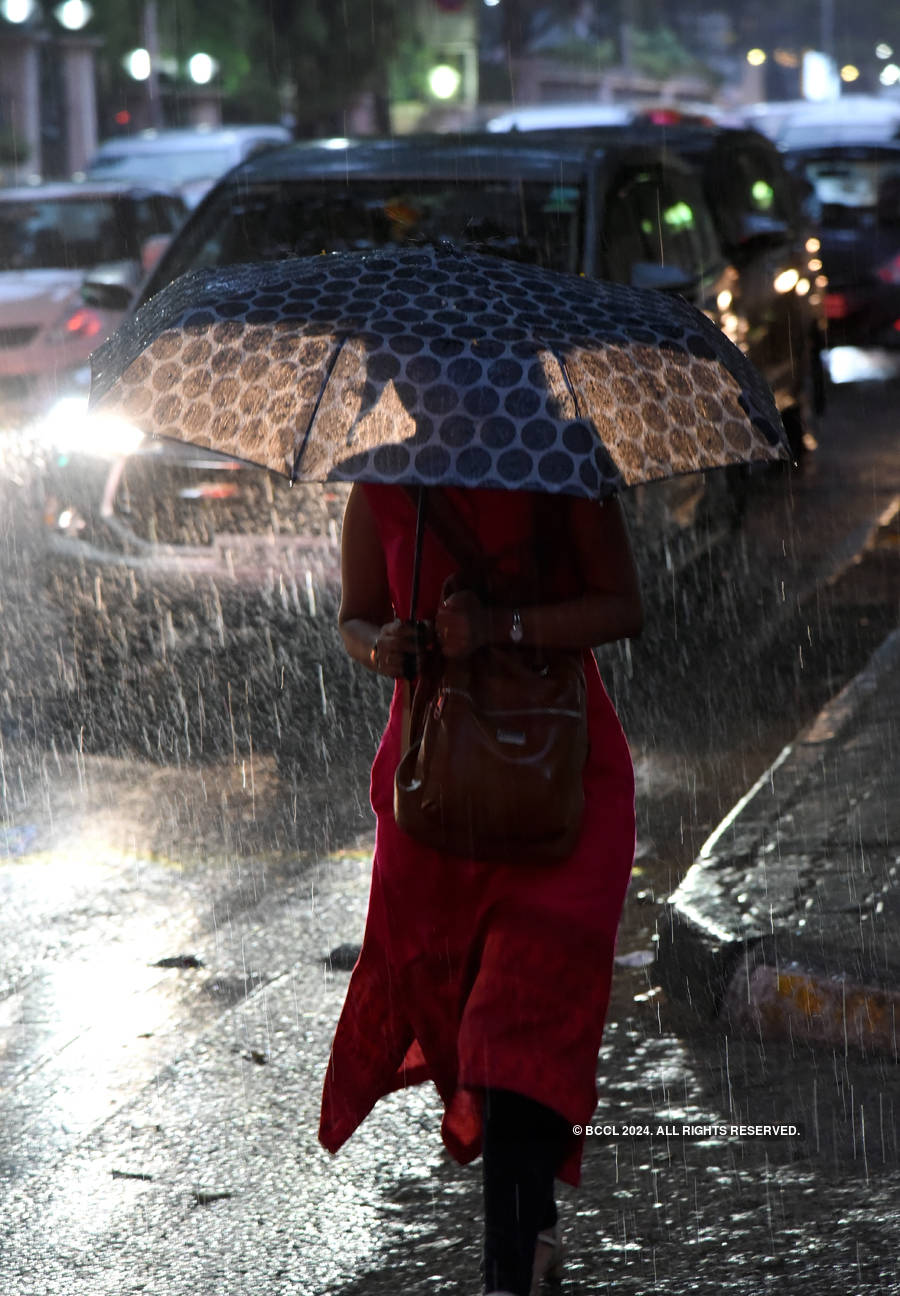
137,133,730,311
68,133,741,585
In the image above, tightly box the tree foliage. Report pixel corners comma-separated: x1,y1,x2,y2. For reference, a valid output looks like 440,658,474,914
88,0,417,132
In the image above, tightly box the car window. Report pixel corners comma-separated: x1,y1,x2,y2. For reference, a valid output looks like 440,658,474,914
798,153,900,227
598,166,720,284
713,145,797,245
145,176,584,294
161,196,188,230
136,195,186,237
87,146,234,186
241,139,285,160
0,197,140,270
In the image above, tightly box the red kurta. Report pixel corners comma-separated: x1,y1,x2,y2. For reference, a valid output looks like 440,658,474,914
318,484,635,1185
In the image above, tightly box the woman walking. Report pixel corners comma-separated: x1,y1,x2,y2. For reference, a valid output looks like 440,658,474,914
319,480,643,1295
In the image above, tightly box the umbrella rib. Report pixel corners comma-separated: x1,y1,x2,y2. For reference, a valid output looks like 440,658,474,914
539,337,582,420
289,333,349,483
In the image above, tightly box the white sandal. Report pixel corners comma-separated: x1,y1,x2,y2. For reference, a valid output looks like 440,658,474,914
483,1221,564,1296
531,1221,564,1293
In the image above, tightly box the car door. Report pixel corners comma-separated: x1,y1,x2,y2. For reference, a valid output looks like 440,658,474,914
594,155,729,317
709,138,814,412
591,153,743,562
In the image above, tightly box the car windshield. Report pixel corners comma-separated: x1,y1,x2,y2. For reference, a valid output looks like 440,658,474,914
149,177,583,287
798,154,900,227
0,197,137,271
87,146,233,186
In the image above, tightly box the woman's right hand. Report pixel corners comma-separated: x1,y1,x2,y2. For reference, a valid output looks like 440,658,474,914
371,619,433,679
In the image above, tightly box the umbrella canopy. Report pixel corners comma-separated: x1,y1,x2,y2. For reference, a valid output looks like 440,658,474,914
89,244,787,498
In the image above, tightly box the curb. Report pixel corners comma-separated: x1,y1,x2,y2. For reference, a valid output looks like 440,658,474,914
655,621,900,1049
721,960,899,1060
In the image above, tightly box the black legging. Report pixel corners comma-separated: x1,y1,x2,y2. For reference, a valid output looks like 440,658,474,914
482,1088,572,1295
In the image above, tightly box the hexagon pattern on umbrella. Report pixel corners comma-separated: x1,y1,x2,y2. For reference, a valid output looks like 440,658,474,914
89,244,787,498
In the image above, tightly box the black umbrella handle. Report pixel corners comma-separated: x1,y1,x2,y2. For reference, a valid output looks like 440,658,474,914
409,485,428,621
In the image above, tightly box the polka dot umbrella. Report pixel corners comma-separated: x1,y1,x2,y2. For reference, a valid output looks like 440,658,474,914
89,243,788,498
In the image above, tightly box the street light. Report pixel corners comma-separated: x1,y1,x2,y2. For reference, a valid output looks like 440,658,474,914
428,63,462,99
746,48,767,67
124,48,152,81
1,0,37,21
54,0,92,28
187,52,217,85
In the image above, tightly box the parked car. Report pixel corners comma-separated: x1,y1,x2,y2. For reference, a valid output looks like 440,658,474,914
486,103,637,132
783,142,900,350
758,96,900,150
83,124,293,209
0,180,187,416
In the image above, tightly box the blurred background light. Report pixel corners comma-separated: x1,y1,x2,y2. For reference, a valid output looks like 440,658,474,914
1,0,36,21
803,50,840,100
187,52,216,85
428,64,462,99
54,0,92,28
30,397,146,459
774,268,800,294
124,48,152,81
746,49,767,67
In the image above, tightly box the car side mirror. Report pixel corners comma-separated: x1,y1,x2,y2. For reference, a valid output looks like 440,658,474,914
629,262,698,295
81,279,134,311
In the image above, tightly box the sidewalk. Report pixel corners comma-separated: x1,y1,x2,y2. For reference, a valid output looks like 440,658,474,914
656,614,900,1058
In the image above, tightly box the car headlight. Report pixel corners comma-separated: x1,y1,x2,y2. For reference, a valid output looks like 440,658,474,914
27,395,147,459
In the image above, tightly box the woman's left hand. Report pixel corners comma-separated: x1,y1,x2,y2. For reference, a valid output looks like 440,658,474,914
434,590,490,659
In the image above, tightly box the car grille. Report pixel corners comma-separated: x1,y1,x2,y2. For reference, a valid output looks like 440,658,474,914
0,326,39,349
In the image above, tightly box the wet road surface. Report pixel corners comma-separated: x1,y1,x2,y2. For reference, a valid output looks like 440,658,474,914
1,368,899,1293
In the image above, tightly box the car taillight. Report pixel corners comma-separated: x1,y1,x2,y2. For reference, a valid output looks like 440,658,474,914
876,253,900,284
63,307,105,339
824,292,851,319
